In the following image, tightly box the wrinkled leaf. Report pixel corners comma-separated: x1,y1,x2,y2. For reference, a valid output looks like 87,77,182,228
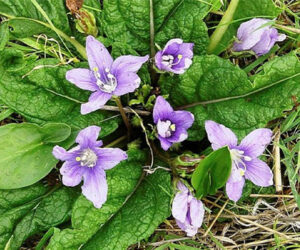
102,0,211,55
0,123,71,189
0,21,9,51
160,53,300,141
0,183,78,250
192,147,232,198
0,48,120,136
47,150,172,250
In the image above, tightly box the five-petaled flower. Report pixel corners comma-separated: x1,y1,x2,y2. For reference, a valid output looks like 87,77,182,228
205,121,273,202
155,38,194,74
52,126,127,208
233,18,286,56
172,181,204,237
66,35,149,114
153,96,194,151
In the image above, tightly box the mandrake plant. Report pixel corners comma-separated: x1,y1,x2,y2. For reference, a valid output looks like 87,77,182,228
0,0,299,249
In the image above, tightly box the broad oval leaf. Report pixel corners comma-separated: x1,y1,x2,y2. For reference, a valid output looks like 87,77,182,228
160,53,300,141
0,123,71,189
191,146,232,199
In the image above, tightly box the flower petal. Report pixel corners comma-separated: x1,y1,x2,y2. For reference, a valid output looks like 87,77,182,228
158,135,172,151
245,158,273,187
205,120,238,150
96,148,128,170
226,178,245,202
154,51,164,71
172,192,188,223
66,68,97,91
153,96,174,124
75,125,101,148
82,168,107,208
176,219,198,237
239,128,272,157
86,36,113,74
60,162,84,187
168,128,188,143
189,198,204,228
53,146,72,161
163,38,183,54
81,91,112,114
170,111,194,130
111,55,149,75
113,72,141,96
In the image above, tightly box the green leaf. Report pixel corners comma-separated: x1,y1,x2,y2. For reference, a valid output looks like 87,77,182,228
0,0,71,37
82,170,172,250
102,0,211,55
0,48,119,137
0,183,78,250
160,53,300,141
192,147,232,198
0,122,71,189
0,21,9,51
208,0,281,54
47,151,172,250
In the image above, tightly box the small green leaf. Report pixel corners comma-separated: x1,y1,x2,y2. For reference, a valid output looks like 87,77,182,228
0,183,78,250
192,147,232,198
0,123,71,189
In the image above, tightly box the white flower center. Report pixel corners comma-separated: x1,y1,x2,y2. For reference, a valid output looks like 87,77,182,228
76,148,98,168
157,119,176,138
230,149,252,179
93,67,117,93
161,54,183,68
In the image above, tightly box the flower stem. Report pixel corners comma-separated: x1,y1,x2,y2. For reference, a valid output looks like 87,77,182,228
207,0,239,54
114,97,132,138
104,135,127,148
149,0,155,59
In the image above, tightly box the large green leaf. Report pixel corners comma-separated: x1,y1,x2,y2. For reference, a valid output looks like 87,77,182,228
0,123,71,189
47,150,172,250
0,48,119,136
0,183,78,250
208,0,281,54
191,147,232,198
160,53,300,141
102,0,211,55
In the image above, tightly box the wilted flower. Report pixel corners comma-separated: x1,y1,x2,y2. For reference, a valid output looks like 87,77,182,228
52,126,127,208
66,36,149,114
155,38,194,74
153,96,194,151
233,18,286,56
205,121,273,202
172,182,204,237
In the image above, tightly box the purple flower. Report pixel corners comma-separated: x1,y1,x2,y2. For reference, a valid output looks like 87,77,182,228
233,18,286,56
172,182,204,237
153,96,194,151
155,38,194,74
52,126,127,208
66,36,149,114
205,121,273,202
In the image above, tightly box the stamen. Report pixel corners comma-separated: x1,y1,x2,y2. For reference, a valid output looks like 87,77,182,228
75,157,81,162
244,156,252,161
170,124,176,131
92,67,117,93
79,148,98,168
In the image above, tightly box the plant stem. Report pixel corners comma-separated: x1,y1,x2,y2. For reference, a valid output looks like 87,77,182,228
207,0,239,54
149,0,155,59
114,97,132,138
104,135,127,148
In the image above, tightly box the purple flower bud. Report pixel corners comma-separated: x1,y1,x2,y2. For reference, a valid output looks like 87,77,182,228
172,182,204,237
153,96,194,151
233,18,286,56
52,126,127,208
205,120,273,202
155,38,194,74
66,36,149,114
